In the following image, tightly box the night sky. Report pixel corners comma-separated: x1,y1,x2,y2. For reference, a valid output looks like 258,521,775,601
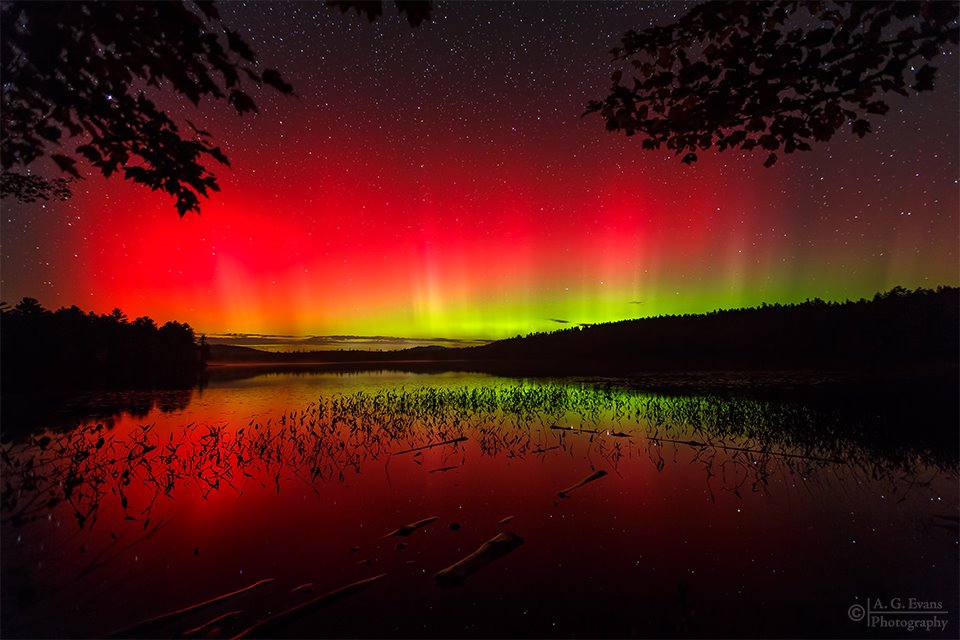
2,1,958,343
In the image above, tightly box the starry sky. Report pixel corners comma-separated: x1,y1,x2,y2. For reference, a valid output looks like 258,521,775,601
2,1,958,344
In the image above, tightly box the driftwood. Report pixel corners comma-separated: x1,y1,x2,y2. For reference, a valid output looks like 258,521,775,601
531,445,560,454
230,574,387,639
646,436,844,463
385,516,438,537
434,532,524,587
549,425,599,434
393,437,468,456
107,578,274,637
182,610,242,637
557,470,607,498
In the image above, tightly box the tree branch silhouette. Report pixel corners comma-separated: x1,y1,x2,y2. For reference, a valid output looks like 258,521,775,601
584,1,959,167
1,1,294,216
1,1,433,215
326,0,434,27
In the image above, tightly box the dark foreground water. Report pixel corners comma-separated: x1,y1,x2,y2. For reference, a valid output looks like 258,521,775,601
2,369,957,638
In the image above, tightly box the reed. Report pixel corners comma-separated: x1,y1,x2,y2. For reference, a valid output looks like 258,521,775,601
1,383,953,531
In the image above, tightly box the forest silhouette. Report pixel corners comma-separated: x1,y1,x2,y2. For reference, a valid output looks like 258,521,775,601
206,285,959,376
4,286,955,391
475,285,959,373
1,297,205,390
4,286,956,455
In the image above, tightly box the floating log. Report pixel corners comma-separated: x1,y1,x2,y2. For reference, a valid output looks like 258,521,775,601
557,469,607,498
393,436,468,456
107,578,274,637
429,465,459,473
182,610,242,637
435,532,524,587
231,574,387,639
646,436,844,464
549,425,598,434
531,445,560,454
385,516,438,537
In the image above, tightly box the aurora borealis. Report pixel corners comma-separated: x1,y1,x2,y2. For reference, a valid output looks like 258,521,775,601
2,2,958,343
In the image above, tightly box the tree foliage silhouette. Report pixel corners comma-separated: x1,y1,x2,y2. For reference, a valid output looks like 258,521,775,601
584,1,959,167
1,298,203,389
1,1,294,216
325,0,434,26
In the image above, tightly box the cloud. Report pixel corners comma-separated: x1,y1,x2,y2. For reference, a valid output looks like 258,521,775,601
629,300,644,305
548,318,571,324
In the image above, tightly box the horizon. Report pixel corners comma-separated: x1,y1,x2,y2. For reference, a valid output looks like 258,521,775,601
11,283,949,353
204,282,960,351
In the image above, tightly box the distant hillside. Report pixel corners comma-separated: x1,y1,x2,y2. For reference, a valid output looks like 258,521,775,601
208,286,959,375
207,342,458,364
472,286,958,372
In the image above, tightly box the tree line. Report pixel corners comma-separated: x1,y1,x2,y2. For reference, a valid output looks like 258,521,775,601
1,298,206,390
206,285,959,377
477,286,959,372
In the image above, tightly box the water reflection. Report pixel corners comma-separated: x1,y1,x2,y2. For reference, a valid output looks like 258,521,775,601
2,377,956,638
3,384,954,531
2,388,194,436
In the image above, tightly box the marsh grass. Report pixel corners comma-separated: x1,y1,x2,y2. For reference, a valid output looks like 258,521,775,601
1,383,954,533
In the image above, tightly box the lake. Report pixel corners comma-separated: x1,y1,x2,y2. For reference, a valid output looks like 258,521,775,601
2,368,957,638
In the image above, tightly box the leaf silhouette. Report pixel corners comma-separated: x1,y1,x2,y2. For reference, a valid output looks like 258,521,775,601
586,1,959,167
0,1,295,215
262,69,294,95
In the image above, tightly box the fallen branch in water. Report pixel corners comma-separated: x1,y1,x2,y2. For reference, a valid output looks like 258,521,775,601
531,445,560,454
107,578,274,637
182,610,242,637
230,574,387,639
549,425,599,434
557,469,607,498
393,436,468,455
646,437,843,464
429,465,459,473
385,516,439,537
435,532,524,587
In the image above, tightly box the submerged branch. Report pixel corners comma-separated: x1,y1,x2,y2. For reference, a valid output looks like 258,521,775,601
392,436,468,455
107,578,275,638
435,532,525,587
230,574,387,639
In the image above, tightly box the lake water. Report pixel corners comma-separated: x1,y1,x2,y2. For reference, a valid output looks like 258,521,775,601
2,368,957,638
